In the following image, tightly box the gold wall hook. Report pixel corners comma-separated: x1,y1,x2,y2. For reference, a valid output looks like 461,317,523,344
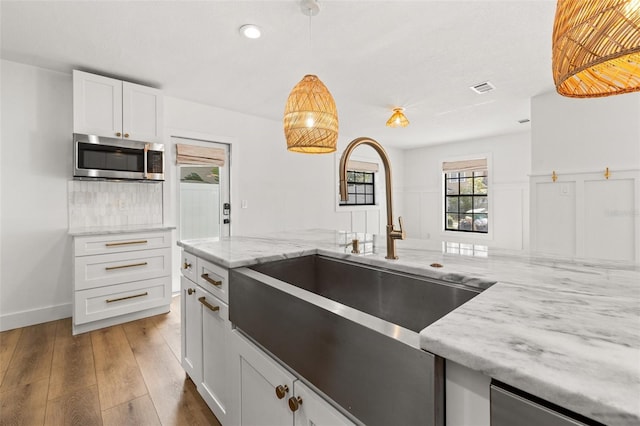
604,167,610,180
552,171,558,182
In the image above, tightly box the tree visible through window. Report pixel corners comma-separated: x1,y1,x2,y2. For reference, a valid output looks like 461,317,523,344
445,169,488,233
340,170,375,206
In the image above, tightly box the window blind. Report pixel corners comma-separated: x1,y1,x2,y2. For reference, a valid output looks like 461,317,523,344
176,144,225,166
442,158,487,173
347,160,379,173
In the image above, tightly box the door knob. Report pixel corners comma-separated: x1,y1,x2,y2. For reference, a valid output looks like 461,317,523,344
124,133,130,138
275,384,289,399
183,261,192,269
288,396,302,412
116,132,122,137
187,288,195,295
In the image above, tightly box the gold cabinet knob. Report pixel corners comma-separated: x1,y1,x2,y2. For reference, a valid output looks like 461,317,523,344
187,288,195,295
275,385,289,399
116,132,122,137
124,133,130,138
183,261,192,270
288,396,302,412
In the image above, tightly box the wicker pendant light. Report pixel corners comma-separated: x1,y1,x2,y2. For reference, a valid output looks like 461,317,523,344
284,0,338,154
552,0,640,98
386,108,409,128
284,74,338,153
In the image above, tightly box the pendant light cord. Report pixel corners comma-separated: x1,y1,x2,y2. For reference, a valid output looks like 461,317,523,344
308,7,313,72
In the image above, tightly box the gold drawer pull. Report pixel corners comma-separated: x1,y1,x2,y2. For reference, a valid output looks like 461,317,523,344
105,262,148,271
201,273,222,287
106,292,148,303
105,240,148,247
198,296,220,312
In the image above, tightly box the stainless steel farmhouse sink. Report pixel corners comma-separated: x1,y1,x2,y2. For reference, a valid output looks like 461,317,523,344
229,254,486,426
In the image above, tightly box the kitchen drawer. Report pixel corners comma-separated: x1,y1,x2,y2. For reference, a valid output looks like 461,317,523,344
75,247,171,291
197,258,229,303
74,230,171,256
74,276,170,325
198,285,229,322
181,251,197,283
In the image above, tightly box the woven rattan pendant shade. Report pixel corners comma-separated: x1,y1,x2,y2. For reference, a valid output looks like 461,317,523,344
284,74,338,154
552,0,640,97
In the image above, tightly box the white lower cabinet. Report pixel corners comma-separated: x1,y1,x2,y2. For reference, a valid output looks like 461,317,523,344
293,381,355,426
232,330,355,426
200,288,232,423
72,230,172,334
180,276,202,384
180,250,356,426
180,275,232,424
234,330,296,425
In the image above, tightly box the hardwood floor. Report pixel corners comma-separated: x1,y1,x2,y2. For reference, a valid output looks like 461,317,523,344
0,296,221,426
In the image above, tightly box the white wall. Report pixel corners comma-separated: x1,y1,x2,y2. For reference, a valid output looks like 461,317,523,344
164,96,403,237
0,60,74,330
0,60,405,330
530,91,640,261
402,132,531,250
531,91,640,174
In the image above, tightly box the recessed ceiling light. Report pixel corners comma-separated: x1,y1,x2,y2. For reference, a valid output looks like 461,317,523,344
239,24,261,39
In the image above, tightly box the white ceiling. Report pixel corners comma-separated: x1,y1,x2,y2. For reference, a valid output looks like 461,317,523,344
1,0,558,149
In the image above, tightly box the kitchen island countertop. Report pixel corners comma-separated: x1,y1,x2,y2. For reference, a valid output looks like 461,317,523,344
178,229,640,426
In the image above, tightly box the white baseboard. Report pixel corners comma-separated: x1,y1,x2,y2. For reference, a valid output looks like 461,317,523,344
0,303,72,332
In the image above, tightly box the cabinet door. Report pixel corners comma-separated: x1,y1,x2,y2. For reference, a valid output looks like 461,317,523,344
233,331,295,426
73,70,123,138
122,81,163,143
199,289,231,424
293,381,355,426
181,276,202,385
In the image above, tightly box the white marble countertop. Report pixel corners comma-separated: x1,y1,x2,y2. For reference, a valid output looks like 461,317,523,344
178,229,640,426
68,224,175,236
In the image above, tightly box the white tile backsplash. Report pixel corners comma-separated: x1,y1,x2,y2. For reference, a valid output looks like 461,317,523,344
68,180,163,228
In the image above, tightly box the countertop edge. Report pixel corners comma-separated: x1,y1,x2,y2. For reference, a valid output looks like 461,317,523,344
69,224,176,236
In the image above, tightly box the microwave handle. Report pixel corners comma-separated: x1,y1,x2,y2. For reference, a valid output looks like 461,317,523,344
143,143,149,179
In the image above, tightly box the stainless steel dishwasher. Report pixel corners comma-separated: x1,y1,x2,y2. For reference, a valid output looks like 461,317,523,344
491,382,604,426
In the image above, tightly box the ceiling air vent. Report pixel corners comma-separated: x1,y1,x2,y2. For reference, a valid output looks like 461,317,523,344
470,81,495,94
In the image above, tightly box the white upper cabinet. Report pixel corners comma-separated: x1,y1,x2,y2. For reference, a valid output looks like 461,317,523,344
73,71,122,138
122,81,164,143
73,70,163,143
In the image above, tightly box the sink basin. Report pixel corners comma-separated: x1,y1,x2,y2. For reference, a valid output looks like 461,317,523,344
230,254,485,426
249,254,480,333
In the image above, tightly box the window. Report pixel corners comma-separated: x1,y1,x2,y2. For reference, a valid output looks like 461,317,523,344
340,170,375,206
443,159,488,234
339,160,379,207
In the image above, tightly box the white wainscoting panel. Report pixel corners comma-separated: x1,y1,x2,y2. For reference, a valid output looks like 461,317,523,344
533,181,576,256
530,169,639,261
584,179,636,261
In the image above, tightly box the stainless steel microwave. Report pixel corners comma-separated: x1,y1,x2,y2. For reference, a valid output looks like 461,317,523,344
73,133,164,181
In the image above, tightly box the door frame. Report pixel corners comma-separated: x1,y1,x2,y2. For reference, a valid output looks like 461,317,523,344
165,129,235,292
